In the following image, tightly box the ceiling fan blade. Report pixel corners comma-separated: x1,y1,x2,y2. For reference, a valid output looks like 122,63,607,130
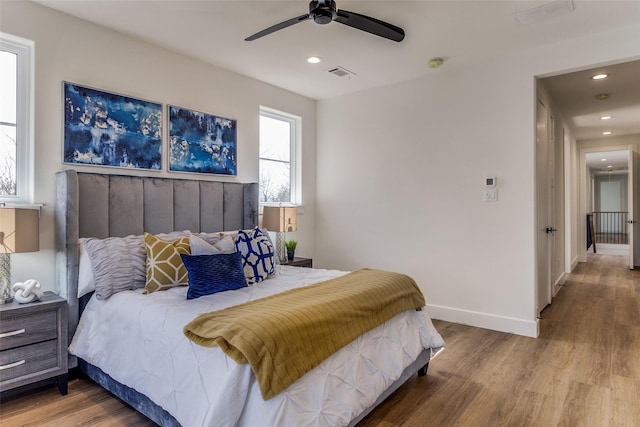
335,9,404,42
245,14,311,41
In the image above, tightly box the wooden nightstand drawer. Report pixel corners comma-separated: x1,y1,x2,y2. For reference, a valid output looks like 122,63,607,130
282,257,313,268
0,340,58,382
0,292,68,395
0,311,57,350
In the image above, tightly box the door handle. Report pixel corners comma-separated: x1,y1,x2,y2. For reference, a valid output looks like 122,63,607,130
545,227,557,234
627,220,636,224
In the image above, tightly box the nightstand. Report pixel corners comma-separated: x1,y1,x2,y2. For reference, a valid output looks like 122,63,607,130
281,257,313,268
0,291,68,395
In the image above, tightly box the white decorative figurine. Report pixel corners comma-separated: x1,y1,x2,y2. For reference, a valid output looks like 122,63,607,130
12,279,43,304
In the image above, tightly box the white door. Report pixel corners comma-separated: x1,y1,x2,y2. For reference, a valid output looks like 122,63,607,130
536,100,552,314
550,117,564,292
628,145,636,269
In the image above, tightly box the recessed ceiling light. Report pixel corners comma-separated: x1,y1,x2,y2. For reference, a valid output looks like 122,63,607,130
600,116,612,120
607,165,613,168
307,56,322,64
600,158,607,162
602,131,612,135
591,73,608,80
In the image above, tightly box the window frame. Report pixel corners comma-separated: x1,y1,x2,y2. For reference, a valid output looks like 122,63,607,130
259,106,301,206
0,32,34,205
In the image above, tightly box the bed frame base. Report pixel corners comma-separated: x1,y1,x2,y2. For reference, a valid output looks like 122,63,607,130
418,362,429,377
78,349,432,427
78,359,180,427
347,348,431,427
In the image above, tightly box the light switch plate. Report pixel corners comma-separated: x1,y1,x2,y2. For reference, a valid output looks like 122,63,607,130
484,188,498,202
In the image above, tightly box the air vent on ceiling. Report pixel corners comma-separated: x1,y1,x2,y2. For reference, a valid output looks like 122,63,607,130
328,66,356,78
514,0,575,25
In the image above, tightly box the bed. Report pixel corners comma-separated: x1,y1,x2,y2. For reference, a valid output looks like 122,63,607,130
55,169,444,427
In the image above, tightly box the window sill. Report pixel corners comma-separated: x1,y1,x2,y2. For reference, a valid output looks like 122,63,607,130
259,204,304,214
0,202,43,210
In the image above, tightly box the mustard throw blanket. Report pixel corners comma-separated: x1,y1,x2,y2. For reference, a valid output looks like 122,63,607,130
183,268,426,399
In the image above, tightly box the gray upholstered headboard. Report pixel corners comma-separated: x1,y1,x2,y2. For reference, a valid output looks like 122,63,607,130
54,170,258,367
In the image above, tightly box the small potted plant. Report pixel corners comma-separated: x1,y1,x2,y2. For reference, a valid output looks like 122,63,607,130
284,240,297,261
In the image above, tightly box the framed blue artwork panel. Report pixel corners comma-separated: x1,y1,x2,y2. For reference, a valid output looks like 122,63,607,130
168,106,237,176
63,82,162,170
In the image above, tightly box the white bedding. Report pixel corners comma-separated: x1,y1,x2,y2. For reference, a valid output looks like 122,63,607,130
69,266,444,427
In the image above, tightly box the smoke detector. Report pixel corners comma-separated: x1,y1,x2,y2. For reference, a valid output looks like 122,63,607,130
428,57,445,69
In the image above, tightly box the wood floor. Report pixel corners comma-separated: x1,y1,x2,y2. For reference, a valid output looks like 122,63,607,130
1,254,638,427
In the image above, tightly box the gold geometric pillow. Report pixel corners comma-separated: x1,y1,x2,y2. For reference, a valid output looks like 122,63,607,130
144,232,191,294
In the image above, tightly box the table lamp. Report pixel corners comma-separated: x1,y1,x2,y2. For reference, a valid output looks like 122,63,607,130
262,206,297,263
0,208,40,304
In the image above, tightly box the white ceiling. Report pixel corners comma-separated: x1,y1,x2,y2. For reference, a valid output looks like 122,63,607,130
541,59,640,141
585,150,629,174
33,0,640,141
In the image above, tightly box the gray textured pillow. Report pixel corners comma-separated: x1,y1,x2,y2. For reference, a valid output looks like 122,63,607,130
192,231,226,246
81,231,189,300
190,234,236,255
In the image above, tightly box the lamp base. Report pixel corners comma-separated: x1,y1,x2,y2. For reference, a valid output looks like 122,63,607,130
0,253,12,304
275,232,287,264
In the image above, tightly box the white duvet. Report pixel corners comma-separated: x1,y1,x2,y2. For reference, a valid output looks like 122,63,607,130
69,266,444,427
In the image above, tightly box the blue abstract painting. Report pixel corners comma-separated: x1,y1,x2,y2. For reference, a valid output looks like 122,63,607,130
169,106,237,176
64,82,162,170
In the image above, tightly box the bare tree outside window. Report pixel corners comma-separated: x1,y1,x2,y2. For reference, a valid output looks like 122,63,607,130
0,132,16,196
259,111,296,203
0,50,17,197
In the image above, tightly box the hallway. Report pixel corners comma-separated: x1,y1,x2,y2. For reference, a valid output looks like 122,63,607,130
360,253,640,426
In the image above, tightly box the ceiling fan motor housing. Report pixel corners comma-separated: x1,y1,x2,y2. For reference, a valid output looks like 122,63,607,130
310,0,337,24
245,0,404,42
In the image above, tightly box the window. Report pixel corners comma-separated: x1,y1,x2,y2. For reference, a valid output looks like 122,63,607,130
259,107,299,204
0,33,34,204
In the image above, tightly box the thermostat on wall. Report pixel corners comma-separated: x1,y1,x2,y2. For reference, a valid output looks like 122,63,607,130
485,176,496,187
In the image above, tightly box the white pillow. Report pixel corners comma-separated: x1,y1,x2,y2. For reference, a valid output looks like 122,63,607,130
77,240,95,298
189,234,236,255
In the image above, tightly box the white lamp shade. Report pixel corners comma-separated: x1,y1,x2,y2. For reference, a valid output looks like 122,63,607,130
0,208,40,254
262,206,297,232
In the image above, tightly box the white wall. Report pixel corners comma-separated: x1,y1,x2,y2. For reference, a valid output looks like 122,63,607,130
567,129,580,272
1,1,317,290
316,25,640,337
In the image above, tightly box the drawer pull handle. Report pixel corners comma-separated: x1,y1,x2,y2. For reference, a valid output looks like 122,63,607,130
0,360,26,371
0,329,26,338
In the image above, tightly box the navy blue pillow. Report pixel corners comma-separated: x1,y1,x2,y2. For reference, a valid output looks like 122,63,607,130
181,252,247,300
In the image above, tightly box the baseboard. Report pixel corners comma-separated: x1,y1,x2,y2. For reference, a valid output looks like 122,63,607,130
426,304,538,338
570,255,580,271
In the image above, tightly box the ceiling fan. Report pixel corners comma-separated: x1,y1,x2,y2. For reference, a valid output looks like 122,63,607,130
245,0,405,42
